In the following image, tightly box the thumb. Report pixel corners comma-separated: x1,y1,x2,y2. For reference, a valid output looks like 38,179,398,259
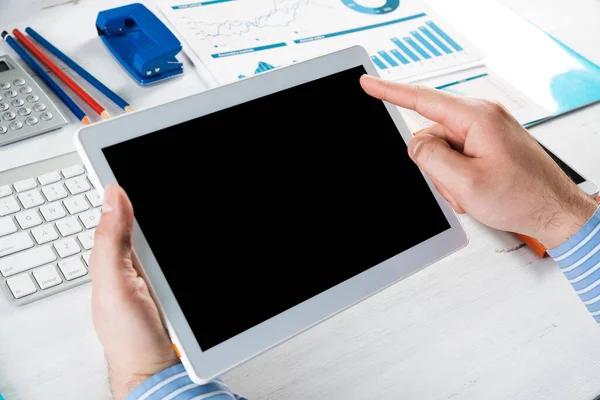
90,184,135,287
408,134,472,197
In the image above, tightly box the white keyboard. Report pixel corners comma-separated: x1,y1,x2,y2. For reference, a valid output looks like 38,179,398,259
0,152,99,306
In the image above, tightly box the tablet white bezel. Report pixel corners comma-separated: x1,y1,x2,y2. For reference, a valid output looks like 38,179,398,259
75,45,468,383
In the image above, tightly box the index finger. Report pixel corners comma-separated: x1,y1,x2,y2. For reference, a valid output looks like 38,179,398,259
360,74,475,133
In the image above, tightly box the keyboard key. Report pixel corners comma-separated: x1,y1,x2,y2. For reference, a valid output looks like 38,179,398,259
11,98,24,107
0,231,34,258
58,256,87,281
26,94,39,103
17,189,45,209
2,111,16,121
20,86,33,94
0,125,6,135
0,82,9,90
18,107,31,117
82,251,91,266
0,216,17,237
40,112,53,121
7,273,37,299
79,209,100,229
10,121,23,130
13,78,25,86
86,190,102,207
61,165,85,178
0,103,7,111
64,177,91,195
31,224,59,244
54,237,80,258
25,116,38,126
77,229,95,250
0,197,20,216
0,245,56,277
55,216,82,236
5,90,17,98
0,185,12,198
42,183,68,202
63,194,90,214
38,171,62,186
33,103,46,112
39,202,67,222
13,178,37,192
33,264,62,289
16,209,42,229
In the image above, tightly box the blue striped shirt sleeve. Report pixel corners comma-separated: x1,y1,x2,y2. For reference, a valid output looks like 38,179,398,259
548,205,600,323
125,363,246,400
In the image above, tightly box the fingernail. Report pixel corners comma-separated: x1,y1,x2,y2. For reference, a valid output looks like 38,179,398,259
102,185,116,214
411,138,423,157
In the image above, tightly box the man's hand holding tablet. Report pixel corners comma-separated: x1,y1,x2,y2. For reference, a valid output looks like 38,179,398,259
80,47,598,399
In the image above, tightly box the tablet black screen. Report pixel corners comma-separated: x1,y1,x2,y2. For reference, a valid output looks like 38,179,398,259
103,66,450,350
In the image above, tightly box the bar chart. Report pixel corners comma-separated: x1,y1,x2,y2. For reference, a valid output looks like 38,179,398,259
370,20,464,71
238,61,276,79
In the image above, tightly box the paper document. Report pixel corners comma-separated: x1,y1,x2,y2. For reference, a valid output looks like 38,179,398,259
159,0,485,86
400,66,552,132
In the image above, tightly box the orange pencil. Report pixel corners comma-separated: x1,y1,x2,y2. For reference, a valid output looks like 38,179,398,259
12,29,109,119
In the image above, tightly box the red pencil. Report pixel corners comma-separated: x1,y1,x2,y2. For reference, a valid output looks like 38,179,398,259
12,29,109,119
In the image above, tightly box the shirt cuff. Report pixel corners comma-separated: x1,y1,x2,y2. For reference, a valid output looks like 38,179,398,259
125,363,244,400
548,205,600,323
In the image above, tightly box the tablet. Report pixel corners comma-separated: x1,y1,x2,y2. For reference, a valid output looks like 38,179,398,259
75,45,468,383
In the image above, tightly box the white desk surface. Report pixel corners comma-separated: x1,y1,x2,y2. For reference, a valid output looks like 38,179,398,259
2,1,600,399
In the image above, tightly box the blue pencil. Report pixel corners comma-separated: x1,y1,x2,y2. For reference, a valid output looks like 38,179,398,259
1,31,91,125
26,27,133,112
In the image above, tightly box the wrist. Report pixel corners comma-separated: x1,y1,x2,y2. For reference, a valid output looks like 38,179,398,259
533,189,597,249
108,358,179,400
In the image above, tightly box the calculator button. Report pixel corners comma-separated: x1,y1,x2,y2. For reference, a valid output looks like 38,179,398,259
0,103,8,111
0,126,6,135
13,79,25,86
20,86,33,95
25,116,38,126
11,99,24,107
18,107,31,116
0,82,10,90
26,95,39,103
33,103,46,112
40,112,53,121
2,112,16,121
10,121,23,130
5,90,18,98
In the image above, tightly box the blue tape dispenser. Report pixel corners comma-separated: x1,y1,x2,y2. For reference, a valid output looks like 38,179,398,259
96,3,183,85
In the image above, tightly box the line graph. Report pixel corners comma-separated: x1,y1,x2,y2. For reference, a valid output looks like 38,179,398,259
182,0,331,40
161,0,485,84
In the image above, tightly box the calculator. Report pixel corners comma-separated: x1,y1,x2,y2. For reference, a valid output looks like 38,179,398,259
0,54,68,147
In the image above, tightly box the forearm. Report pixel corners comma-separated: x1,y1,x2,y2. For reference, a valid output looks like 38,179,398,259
124,364,245,400
549,205,600,322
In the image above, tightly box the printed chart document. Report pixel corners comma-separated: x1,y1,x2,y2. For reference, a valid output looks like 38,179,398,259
159,0,485,86
400,66,552,132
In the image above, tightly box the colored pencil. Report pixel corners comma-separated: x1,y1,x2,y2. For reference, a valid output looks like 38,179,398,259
12,28,110,119
1,31,90,125
25,27,133,112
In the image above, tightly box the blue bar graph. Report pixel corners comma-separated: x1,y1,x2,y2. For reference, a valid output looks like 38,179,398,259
378,51,398,67
390,49,410,65
419,26,452,54
404,37,431,59
391,37,419,61
411,31,441,57
425,21,463,51
371,55,388,69
255,61,275,73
